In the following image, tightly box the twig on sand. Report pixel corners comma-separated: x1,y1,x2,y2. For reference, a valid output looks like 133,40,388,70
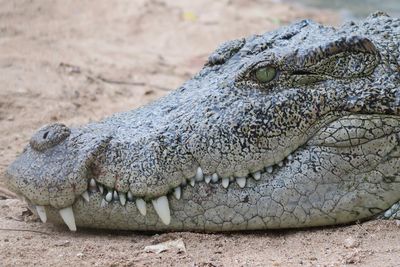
355,221,373,237
94,75,172,91
59,62,172,91
95,75,146,86
0,187,17,199
0,228,51,235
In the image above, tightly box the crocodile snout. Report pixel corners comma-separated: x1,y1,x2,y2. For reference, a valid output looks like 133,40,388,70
6,125,112,230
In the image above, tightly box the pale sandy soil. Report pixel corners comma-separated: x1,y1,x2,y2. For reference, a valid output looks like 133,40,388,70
1,1,399,266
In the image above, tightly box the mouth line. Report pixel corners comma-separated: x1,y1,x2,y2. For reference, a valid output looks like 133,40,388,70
27,151,296,232
85,150,294,205
23,132,394,232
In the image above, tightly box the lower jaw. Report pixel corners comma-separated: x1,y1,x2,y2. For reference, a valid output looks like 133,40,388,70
36,159,400,232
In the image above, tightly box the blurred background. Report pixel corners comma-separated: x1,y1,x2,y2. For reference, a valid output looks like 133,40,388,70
286,0,400,19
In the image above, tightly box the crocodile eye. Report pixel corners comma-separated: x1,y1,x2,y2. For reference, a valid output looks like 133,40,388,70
255,66,276,83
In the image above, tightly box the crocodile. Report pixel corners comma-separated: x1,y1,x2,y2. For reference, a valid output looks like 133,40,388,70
4,12,400,232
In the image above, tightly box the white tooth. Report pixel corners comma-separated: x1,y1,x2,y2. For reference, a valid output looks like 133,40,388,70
252,171,261,180
236,177,246,188
100,198,108,208
222,177,229,188
195,167,203,181
89,179,97,192
266,166,273,173
190,178,195,187
35,205,47,223
113,190,119,200
59,207,76,231
127,191,134,201
105,191,113,202
211,173,219,183
119,192,127,206
205,176,212,184
98,185,104,194
81,191,90,202
278,161,283,167
136,198,147,216
173,187,181,200
287,154,293,161
152,196,171,225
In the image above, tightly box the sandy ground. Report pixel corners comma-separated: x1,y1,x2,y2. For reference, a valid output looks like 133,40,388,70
1,0,399,266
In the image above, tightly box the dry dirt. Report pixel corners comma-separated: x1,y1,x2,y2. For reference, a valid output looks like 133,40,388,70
0,1,399,266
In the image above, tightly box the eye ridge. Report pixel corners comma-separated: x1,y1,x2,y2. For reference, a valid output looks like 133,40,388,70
253,66,277,83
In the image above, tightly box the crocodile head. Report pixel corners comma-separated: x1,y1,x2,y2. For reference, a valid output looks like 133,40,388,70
5,12,400,231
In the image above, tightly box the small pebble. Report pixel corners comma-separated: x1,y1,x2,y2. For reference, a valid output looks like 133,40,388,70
343,237,359,248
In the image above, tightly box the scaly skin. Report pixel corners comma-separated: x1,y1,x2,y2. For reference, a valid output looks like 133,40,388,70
5,12,400,231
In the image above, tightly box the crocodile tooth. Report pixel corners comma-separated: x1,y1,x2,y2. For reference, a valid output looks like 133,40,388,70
119,192,127,206
127,190,133,201
205,175,212,184
190,178,195,187
105,191,113,202
222,177,229,188
152,196,171,225
252,171,261,180
100,198,108,208
35,205,47,223
211,173,219,183
287,154,293,161
113,190,119,200
81,191,90,202
236,177,246,188
278,161,283,167
136,198,147,216
89,178,97,192
98,185,104,194
59,207,76,231
195,167,203,181
266,166,273,173
173,186,181,200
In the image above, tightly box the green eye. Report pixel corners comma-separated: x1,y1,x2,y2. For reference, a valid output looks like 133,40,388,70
255,66,276,83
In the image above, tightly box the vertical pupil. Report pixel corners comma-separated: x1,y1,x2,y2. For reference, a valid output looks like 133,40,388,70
255,67,276,82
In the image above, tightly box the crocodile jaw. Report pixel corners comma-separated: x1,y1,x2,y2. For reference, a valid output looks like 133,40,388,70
6,115,400,232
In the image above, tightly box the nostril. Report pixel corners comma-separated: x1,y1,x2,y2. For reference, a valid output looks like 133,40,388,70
30,123,71,152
